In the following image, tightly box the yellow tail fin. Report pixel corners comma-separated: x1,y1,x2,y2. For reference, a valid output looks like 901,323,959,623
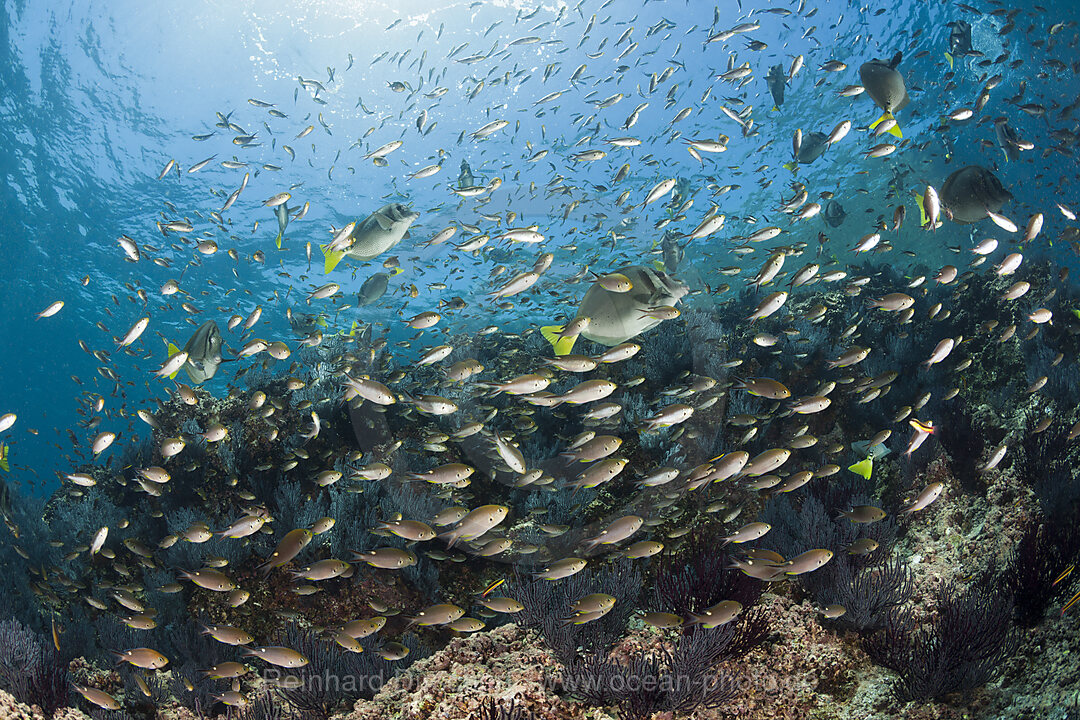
848,457,873,480
913,191,928,228
944,52,953,69
275,232,283,250
165,342,183,380
320,244,347,274
540,325,578,356
0,443,9,472
651,260,666,273
869,111,903,138
782,161,797,173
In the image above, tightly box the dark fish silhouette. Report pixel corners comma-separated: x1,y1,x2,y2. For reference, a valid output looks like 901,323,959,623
824,200,847,228
994,118,1021,163
783,131,829,172
766,64,786,110
940,165,1013,224
945,20,974,68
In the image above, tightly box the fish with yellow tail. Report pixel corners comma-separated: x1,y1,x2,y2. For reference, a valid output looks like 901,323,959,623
321,203,419,272
860,51,908,138
164,321,223,384
542,265,687,355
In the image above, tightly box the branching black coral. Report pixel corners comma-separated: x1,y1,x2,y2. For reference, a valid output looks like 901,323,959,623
511,562,642,664
817,557,914,632
862,581,1016,701
474,698,536,720
0,618,69,717
649,539,764,618
760,478,904,632
561,629,740,720
1003,519,1080,627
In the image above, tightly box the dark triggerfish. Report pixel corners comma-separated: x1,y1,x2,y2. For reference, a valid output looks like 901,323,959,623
783,131,829,172
940,165,1012,224
824,200,847,228
859,51,909,138
766,64,786,110
945,20,974,68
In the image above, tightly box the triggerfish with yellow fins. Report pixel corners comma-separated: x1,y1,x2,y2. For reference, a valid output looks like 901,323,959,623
542,265,688,356
848,440,891,479
782,130,829,173
939,165,1013,224
944,20,973,69
358,268,405,306
914,190,929,228
165,320,223,384
321,203,420,273
860,51,909,138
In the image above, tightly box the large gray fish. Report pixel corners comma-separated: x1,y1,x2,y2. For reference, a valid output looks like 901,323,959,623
939,165,1012,224
766,64,786,109
288,311,324,336
358,269,402,306
859,51,909,137
823,200,846,227
783,131,829,172
660,230,685,273
542,265,688,354
321,203,420,272
176,320,222,384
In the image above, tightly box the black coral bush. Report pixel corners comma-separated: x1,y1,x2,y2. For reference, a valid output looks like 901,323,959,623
862,581,1016,701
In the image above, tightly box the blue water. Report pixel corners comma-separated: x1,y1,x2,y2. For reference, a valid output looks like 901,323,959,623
1,0,1075,492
